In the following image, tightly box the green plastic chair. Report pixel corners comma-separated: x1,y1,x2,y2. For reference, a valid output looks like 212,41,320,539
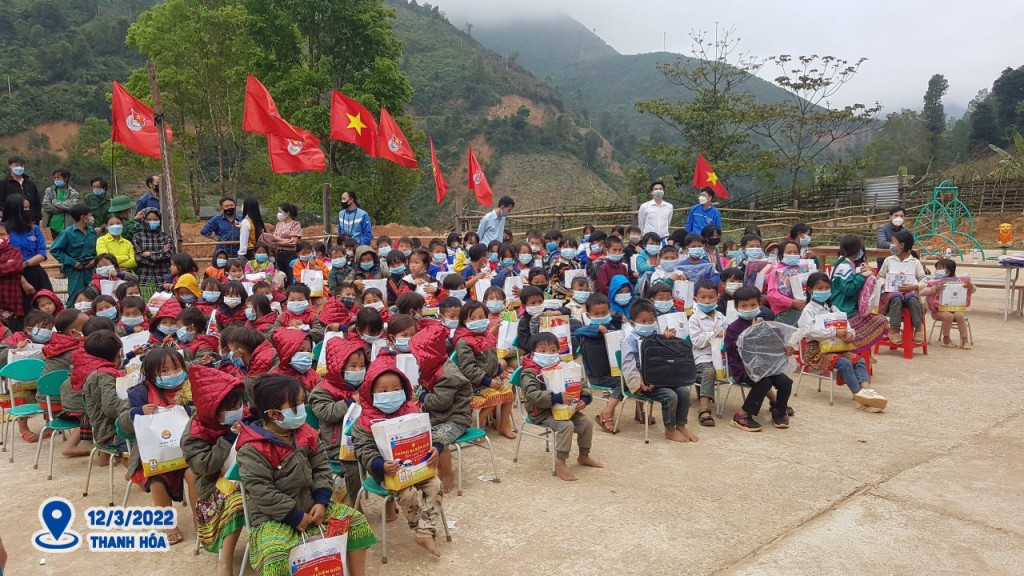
0,358,46,462
33,370,81,480
82,392,130,506
448,350,458,365
576,344,614,409
115,418,137,507
617,349,656,444
355,474,451,564
312,340,324,362
450,427,500,496
223,462,251,576
305,408,320,430
509,366,557,475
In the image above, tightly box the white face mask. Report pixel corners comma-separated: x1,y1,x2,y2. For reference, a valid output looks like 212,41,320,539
699,195,711,205
892,216,904,227
652,189,664,200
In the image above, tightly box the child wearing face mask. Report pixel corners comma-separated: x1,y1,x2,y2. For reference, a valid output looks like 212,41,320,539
676,233,721,285
195,277,221,315
688,280,729,427
326,245,353,294
90,252,138,293
765,240,810,326
206,249,229,283
489,242,523,289
116,296,149,336
293,240,331,296
216,281,249,331
878,230,928,345
522,332,601,481
788,223,819,269
700,224,725,273
829,235,888,351
180,364,246,576
271,327,320,390
309,338,367,505
920,258,976,349
621,299,699,443
351,354,442,557
595,235,630,295
177,307,220,366
607,275,634,321
730,234,763,272
320,282,359,333
149,297,183,345
245,242,281,286
427,239,450,276
565,276,592,324
517,285,568,353
359,288,390,323
351,246,381,292
122,347,198,545
402,249,447,311
454,301,516,439
245,294,279,339
791,273,888,413
71,287,98,315
238,374,375,574
171,273,202,308
576,294,627,434
275,284,325,343
91,295,120,325
384,250,410,304
220,326,276,400
81,330,128,458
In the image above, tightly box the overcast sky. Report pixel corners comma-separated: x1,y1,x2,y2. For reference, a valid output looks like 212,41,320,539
429,0,1024,114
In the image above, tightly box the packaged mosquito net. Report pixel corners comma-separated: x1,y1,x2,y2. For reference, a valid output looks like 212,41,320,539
736,321,798,382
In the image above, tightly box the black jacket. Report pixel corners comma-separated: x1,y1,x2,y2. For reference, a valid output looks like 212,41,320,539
0,174,42,224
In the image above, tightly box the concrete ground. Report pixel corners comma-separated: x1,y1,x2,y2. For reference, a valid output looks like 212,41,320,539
1,281,1022,575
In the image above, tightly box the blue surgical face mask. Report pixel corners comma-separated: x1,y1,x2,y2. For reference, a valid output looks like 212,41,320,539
155,370,187,390
157,323,177,336
178,294,195,304
782,254,801,267
389,265,406,275
800,235,812,247
11,166,24,176
290,351,313,373
811,290,831,303
30,327,53,343
97,307,118,320
737,308,760,320
855,250,864,262
654,300,674,314
746,248,764,260
533,352,560,368
728,250,744,262
589,315,611,326
93,189,105,197
560,248,577,260
226,350,246,368
645,245,660,256
697,302,718,314
331,257,347,268
96,264,115,277
500,257,515,267
659,259,678,271
107,224,123,236
607,253,624,263
442,317,459,330
467,319,490,333
582,234,591,242
360,261,374,271
54,180,64,187
933,270,947,279
402,250,412,257
220,407,243,427
394,337,411,353
203,290,221,303
518,254,533,265
245,308,257,322
121,315,144,327
343,370,365,387
449,289,467,300
216,258,228,268
573,290,591,303
274,404,307,430
614,293,631,306
287,300,309,314
591,244,604,254
688,247,706,260
176,325,194,343
254,253,269,263
147,221,160,231
488,253,498,263
431,253,446,264
632,322,657,337
361,333,381,344
545,242,558,253
486,300,505,314
373,390,407,414
378,246,392,257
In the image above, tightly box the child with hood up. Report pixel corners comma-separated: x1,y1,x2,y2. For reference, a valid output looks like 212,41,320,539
270,327,321,390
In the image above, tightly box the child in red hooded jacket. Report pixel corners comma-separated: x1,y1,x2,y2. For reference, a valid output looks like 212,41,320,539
43,309,89,455
177,307,220,367
320,282,359,333
308,337,365,505
270,328,320,390
274,284,325,343
236,374,375,576
0,309,52,442
181,364,246,576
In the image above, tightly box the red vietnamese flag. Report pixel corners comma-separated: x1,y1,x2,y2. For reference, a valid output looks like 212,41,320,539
692,153,729,199
243,74,300,139
376,107,418,168
429,139,447,204
467,146,493,207
267,126,326,174
330,90,378,157
111,81,172,159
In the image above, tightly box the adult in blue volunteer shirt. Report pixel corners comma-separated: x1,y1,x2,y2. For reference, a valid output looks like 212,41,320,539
134,174,161,217
2,194,52,328
684,187,722,235
337,190,372,245
477,195,514,245
201,197,242,256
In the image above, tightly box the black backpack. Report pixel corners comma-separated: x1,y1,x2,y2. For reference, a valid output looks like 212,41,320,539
579,335,612,379
638,335,695,388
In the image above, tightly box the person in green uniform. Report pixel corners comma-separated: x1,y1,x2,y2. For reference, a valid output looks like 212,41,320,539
41,168,79,239
49,204,98,305
108,195,140,241
83,177,111,236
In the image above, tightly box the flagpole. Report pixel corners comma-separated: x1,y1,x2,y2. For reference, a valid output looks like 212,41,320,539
110,142,118,195
146,60,182,251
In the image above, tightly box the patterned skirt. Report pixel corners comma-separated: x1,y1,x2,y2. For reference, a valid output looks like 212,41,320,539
196,490,246,553
848,313,888,353
249,501,377,576
470,384,514,410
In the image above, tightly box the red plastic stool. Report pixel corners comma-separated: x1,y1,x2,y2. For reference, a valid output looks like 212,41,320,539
874,308,928,359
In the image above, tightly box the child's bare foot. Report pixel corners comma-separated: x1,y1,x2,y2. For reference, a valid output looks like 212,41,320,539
577,455,603,468
440,472,456,494
664,428,688,442
554,460,577,481
96,453,111,467
386,500,399,522
499,426,517,440
415,535,441,557
62,445,92,458
676,425,699,442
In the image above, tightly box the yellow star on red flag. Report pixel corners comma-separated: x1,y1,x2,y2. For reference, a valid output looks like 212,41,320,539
347,113,367,136
705,171,719,186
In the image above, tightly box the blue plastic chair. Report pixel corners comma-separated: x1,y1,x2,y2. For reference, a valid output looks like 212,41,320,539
509,366,557,475
0,358,46,462
33,370,81,480
355,474,451,564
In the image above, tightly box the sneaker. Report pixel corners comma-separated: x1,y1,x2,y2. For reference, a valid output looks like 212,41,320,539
730,412,762,432
771,410,790,429
853,389,887,411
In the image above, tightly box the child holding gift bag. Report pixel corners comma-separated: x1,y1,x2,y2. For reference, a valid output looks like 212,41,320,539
920,258,976,350
351,354,446,557
180,364,246,576
237,374,375,576
453,300,517,439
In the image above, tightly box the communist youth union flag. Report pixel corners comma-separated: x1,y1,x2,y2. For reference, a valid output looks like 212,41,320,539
377,107,418,169
467,146,493,207
267,126,326,174
330,90,378,157
692,153,729,199
430,138,447,204
111,81,172,159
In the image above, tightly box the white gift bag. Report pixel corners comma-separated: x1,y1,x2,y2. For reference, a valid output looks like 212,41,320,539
301,269,325,298
370,413,435,491
7,342,44,365
725,300,738,325
135,405,190,478
316,331,346,374
603,330,622,377
146,291,173,315
789,273,809,300
672,280,694,314
497,319,520,357
288,530,348,576
339,402,362,462
100,279,125,297
542,362,583,420
938,281,969,312
120,331,150,354
563,269,587,288
656,312,688,338
395,353,420,388
816,311,852,353
710,336,727,380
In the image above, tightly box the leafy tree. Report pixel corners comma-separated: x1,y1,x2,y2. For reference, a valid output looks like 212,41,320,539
922,73,948,166
989,131,1024,178
748,55,882,193
861,110,929,177
969,98,1000,153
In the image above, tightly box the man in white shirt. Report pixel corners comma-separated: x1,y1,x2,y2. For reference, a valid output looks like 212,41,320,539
477,195,514,245
637,181,673,238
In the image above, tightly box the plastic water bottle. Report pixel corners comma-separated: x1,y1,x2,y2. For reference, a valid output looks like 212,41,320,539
944,247,952,259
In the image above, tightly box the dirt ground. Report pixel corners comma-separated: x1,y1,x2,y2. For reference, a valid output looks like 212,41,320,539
1,279,1022,575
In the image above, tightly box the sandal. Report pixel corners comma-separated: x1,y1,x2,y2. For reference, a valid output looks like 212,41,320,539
888,331,903,345
166,528,184,546
698,409,715,427
959,342,972,351
770,402,795,418
21,430,39,443
594,414,618,434
913,328,924,345
941,339,957,349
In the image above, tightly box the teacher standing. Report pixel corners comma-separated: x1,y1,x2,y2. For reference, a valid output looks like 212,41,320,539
477,196,515,245
2,194,50,329
336,190,372,245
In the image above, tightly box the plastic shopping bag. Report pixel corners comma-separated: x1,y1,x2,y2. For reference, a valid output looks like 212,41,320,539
135,405,190,478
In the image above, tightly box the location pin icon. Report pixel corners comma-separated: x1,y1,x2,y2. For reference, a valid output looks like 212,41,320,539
41,499,73,541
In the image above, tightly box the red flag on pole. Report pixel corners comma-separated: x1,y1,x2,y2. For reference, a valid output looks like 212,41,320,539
376,107,418,168
429,139,447,204
692,153,729,199
267,126,326,174
330,90,378,157
467,146,493,207
242,74,299,139
111,81,171,159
